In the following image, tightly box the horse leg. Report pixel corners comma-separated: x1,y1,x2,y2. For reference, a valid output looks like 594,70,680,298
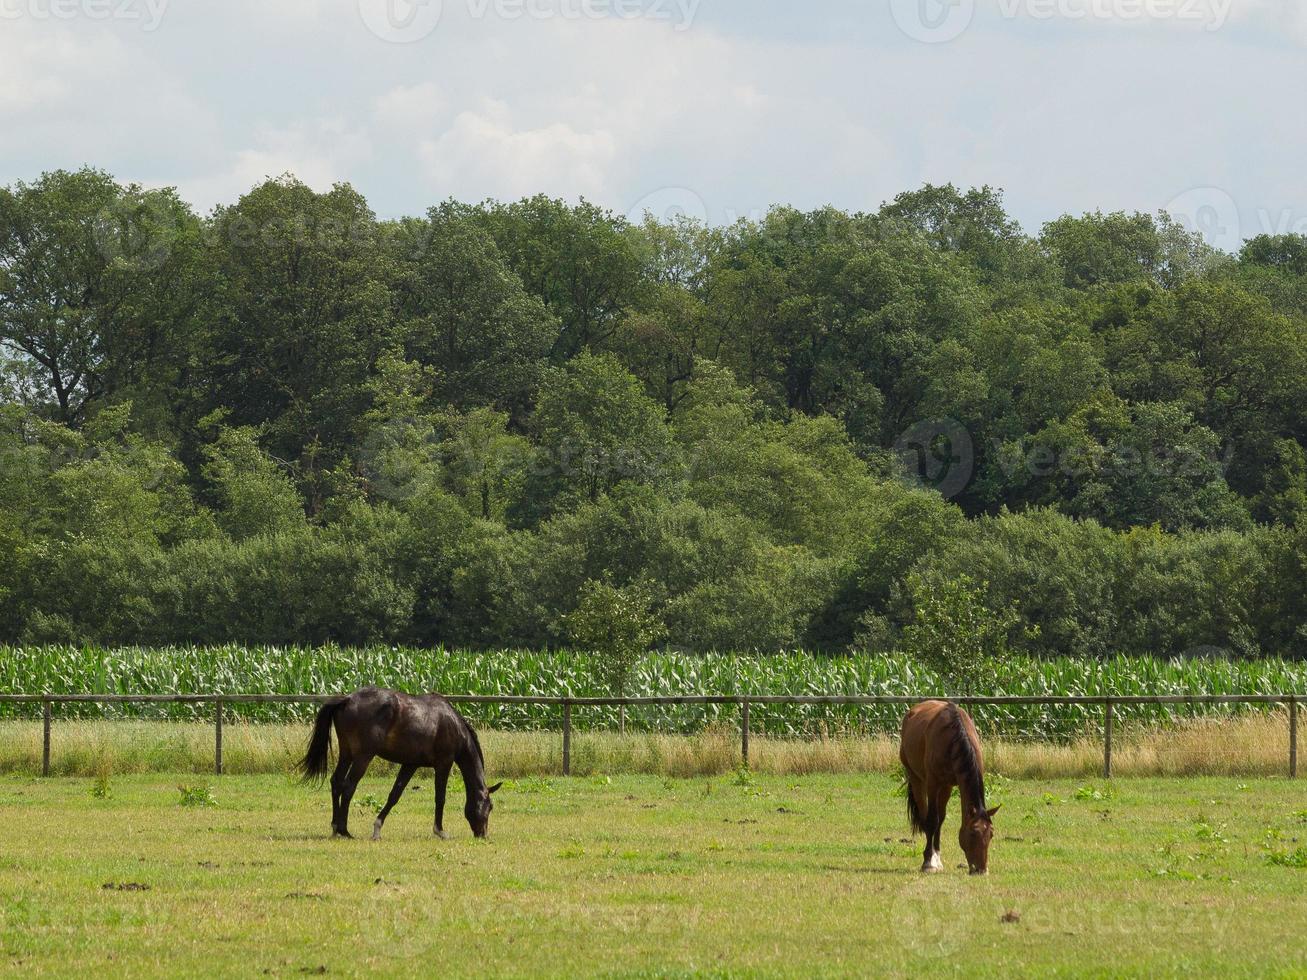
330,752,352,836
920,791,940,873
371,765,417,841
433,759,453,839
930,786,951,871
336,754,373,839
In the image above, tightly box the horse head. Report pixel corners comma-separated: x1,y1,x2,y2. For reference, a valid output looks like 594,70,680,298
465,781,502,838
959,803,1000,874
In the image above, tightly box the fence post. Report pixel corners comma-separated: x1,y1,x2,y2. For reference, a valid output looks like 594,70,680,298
1290,697,1298,779
42,697,52,778
214,698,224,776
562,700,572,777
1103,698,1114,780
741,699,750,767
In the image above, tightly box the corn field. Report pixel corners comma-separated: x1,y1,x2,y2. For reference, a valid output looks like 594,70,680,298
1,645,1304,740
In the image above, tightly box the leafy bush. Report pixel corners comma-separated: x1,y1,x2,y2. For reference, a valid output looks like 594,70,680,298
176,783,216,807
564,579,665,698
901,571,1021,694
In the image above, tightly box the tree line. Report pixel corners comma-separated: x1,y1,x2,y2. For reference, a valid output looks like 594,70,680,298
2,168,1306,658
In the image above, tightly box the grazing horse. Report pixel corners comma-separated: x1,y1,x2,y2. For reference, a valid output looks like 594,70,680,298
900,700,999,875
299,687,502,840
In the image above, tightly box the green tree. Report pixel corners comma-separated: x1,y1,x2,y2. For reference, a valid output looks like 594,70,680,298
530,351,675,510
902,571,1021,694
390,203,557,418
475,196,646,358
438,407,532,521
877,183,1055,291
1255,439,1307,526
564,578,666,699
200,422,306,540
201,176,393,509
0,168,201,424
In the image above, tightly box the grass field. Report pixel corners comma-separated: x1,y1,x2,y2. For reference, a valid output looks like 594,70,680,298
2,772,1305,977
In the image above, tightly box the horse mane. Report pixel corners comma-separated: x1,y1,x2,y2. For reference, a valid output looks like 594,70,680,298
464,720,485,767
457,709,486,780
947,702,986,811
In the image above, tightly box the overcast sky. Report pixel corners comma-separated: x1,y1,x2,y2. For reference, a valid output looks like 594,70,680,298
2,0,1305,247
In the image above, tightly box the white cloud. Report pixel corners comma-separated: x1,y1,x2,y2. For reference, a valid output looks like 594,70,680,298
418,100,617,201
0,30,125,113
374,82,447,131
1223,0,1307,41
178,119,374,212
2,1,1306,241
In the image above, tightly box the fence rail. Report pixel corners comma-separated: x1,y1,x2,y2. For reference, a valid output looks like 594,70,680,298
4,692,1301,779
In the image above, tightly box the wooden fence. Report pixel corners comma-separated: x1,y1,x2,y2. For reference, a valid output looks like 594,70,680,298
3,692,1299,780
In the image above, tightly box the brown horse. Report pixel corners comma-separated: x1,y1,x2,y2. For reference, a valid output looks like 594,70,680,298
900,700,999,875
299,687,502,840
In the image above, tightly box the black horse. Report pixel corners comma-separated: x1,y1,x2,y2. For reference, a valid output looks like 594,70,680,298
300,687,502,840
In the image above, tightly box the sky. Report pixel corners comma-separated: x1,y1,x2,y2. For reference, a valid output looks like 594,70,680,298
2,0,1306,247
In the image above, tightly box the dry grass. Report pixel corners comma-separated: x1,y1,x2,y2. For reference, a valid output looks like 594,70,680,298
1,709,1296,779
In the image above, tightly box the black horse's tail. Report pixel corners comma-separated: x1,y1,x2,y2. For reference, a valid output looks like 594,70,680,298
905,777,927,836
299,697,346,783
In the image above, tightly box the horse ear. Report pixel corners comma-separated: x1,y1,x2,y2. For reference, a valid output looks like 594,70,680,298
986,804,1001,819
487,782,503,794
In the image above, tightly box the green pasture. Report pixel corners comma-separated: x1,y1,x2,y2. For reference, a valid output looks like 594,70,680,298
2,773,1304,977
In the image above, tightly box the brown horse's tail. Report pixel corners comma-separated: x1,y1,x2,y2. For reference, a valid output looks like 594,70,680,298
905,776,927,835
299,697,346,783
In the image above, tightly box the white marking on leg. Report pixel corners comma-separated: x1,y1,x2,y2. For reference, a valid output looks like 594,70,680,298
929,851,943,871
371,817,383,841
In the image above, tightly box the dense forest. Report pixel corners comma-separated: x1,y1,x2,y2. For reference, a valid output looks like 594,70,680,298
3,168,1307,658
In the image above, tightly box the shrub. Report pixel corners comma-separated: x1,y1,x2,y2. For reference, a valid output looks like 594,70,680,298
902,571,1021,694
565,579,666,698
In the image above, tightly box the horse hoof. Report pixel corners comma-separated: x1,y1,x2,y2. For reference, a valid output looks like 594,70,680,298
334,830,353,839
435,830,449,840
